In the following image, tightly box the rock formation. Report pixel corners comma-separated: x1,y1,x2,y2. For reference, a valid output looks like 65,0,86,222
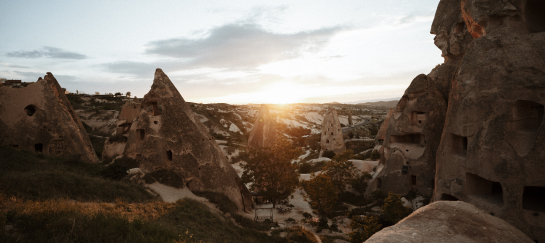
102,98,141,162
432,0,545,241
0,72,98,163
366,74,447,198
122,69,253,212
366,0,545,241
247,104,278,150
366,201,534,243
320,107,346,156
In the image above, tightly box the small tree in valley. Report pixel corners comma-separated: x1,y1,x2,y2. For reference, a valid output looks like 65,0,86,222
301,173,338,214
382,192,413,224
348,215,382,243
350,172,373,194
241,138,300,208
322,150,359,194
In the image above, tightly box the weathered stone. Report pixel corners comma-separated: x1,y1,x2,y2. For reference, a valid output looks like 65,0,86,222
122,69,253,212
434,29,545,242
367,74,447,198
320,107,346,156
247,104,278,150
102,98,141,162
366,201,534,243
0,72,98,163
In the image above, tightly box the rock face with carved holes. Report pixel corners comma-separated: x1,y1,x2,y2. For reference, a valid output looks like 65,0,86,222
433,0,545,241
366,201,534,243
366,74,447,198
247,104,278,151
366,0,545,241
0,72,99,163
320,107,346,156
122,69,253,212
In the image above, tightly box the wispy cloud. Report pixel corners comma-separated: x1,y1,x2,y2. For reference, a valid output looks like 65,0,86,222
6,46,87,60
144,23,344,71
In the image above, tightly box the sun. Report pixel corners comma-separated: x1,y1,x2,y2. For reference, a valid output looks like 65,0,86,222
256,83,303,104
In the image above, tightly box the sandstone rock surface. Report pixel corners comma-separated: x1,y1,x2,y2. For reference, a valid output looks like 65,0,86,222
366,201,534,243
122,69,253,212
247,104,278,150
320,107,346,155
367,74,447,198
432,1,545,241
0,72,98,163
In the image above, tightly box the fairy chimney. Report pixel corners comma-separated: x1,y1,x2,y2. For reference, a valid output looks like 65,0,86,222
0,72,99,163
247,104,278,150
320,107,346,156
123,69,253,212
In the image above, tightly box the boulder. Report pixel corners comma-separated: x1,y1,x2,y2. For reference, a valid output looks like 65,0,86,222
0,72,98,163
366,201,533,243
122,69,253,212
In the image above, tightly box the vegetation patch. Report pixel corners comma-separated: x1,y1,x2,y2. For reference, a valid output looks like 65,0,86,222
0,147,155,203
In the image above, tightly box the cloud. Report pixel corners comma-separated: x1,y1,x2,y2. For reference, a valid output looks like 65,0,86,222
12,71,80,83
396,12,435,25
6,46,87,59
144,23,344,70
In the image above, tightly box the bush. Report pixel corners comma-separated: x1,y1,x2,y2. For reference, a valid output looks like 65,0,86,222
348,215,383,243
370,150,380,160
322,150,336,159
382,192,413,224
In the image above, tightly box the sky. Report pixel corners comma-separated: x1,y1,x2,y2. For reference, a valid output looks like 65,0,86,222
0,0,443,104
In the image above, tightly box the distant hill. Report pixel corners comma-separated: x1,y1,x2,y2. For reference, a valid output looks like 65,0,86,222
358,99,399,108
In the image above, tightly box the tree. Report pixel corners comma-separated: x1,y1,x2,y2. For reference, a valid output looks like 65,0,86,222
382,192,413,224
348,131,354,139
350,172,372,194
241,138,300,208
114,92,122,97
348,215,382,243
322,150,359,194
126,91,131,97
301,173,338,214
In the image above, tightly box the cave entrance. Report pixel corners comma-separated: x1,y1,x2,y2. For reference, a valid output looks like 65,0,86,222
451,134,468,157
464,173,504,206
526,0,545,33
137,129,145,141
440,193,459,201
34,143,43,152
523,186,545,213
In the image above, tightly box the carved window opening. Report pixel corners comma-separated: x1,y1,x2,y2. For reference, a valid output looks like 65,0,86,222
326,139,330,144
451,134,468,157
390,134,424,145
411,111,426,125
464,173,503,206
440,194,459,201
24,105,37,116
411,175,417,185
526,0,545,33
331,132,334,135
455,22,465,34
137,129,145,141
523,186,545,213
34,143,43,152
166,150,173,161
